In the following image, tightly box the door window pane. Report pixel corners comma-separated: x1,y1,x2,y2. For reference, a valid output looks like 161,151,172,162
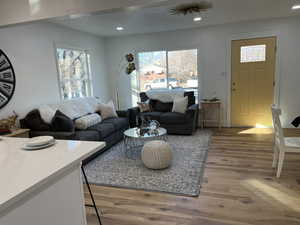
138,51,167,92
240,45,266,63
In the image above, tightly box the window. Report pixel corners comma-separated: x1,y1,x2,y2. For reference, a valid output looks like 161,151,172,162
56,48,92,99
240,45,266,63
136,49,198,101
138,51,167,92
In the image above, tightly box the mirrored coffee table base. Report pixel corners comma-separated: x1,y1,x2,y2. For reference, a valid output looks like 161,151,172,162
123,127,167,159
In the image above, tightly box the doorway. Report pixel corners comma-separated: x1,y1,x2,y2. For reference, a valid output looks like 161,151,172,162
231,37,276,127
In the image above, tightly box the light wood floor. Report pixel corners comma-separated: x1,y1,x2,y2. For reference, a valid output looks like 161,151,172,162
84,128,300,225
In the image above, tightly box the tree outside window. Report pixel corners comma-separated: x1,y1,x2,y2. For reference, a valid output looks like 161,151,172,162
56,48,92,99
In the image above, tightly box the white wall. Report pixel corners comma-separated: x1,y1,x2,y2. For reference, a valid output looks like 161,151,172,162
105,16,300,127
0,22,111,119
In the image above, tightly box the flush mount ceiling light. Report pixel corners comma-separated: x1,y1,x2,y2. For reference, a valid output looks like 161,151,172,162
193,17,202,22
170,1,213,15
116,27,124,31
292,4,300,10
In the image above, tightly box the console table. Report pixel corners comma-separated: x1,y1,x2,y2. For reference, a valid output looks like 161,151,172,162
201,101,222,129
3,129,30,138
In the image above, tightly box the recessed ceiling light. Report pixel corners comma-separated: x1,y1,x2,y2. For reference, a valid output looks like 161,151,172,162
292,4,300,10
116,27,124,31
193,17,202,22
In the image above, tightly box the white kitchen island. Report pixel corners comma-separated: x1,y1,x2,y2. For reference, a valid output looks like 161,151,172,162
0,137,105,225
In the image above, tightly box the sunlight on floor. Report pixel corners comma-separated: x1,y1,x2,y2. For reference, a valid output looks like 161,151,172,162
238,128,273,134
244,179,300,212
238,123,273,134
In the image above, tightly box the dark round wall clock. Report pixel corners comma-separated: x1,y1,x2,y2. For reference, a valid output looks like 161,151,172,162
0,50,16,109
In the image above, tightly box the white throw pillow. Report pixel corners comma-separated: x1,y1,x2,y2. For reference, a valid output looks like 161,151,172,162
97,100,118,119
75,113,102,130
73,98,93,117
85,97,101,112
172,96,188,114
38,105,56,124
57,101,80,120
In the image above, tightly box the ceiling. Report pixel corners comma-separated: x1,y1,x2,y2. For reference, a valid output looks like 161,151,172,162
50,0,300,37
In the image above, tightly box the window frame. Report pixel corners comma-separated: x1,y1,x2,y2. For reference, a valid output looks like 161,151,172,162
54,44,93,100
135,48,199,97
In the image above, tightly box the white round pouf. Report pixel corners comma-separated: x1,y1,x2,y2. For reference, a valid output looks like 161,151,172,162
141,140,172,169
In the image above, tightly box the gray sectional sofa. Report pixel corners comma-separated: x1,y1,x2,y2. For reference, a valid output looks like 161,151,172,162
20,98,129,164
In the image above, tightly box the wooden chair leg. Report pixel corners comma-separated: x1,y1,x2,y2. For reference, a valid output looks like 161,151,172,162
276,151,285,178
272,145,278,168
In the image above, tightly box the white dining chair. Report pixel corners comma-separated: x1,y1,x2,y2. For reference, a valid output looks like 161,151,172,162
271,105,300,178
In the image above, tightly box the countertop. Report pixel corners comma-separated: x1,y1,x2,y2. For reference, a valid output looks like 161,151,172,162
0,137,105,213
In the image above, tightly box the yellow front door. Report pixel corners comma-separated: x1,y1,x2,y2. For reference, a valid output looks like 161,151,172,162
231,37,276,127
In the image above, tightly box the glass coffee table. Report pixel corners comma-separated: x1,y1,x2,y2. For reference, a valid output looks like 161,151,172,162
123,127,167,159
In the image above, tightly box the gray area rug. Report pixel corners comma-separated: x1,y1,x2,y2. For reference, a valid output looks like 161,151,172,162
84,130,211,196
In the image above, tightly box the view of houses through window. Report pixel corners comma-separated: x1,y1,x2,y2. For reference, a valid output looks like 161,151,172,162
56,48,92,100
132,49,198,104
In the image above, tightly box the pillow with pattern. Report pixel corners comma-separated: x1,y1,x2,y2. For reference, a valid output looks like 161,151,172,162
137,102,151,112
75,113,102,130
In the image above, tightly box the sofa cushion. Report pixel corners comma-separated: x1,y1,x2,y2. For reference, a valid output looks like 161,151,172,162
141,112,163,121
23,109,51,131
150,100,173,112
87,122,115,138
73,130,100,141
102,117,129,130
51,110,75,132
160,112,186,124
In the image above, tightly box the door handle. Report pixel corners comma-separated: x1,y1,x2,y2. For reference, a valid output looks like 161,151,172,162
232,88,236,92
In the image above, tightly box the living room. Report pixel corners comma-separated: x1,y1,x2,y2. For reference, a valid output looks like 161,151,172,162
0,1,300,225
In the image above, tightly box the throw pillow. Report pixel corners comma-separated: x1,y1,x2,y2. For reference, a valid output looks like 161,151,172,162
51,110,75,132
97,100,118,120
172,96,188,114
137,102,151,112
75,113,102,130
38,105,56,124
23,109,51,131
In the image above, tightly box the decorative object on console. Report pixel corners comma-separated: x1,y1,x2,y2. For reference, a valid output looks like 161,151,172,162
170,1,213,15
0,111,18,130
0,50,16,110
202,97,220,102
